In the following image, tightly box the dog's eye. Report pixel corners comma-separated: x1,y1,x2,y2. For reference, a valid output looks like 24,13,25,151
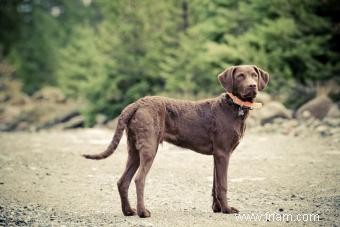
237,74,245,80
252,73,258,78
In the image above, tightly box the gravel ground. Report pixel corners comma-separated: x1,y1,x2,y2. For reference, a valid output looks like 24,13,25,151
0,129,339,226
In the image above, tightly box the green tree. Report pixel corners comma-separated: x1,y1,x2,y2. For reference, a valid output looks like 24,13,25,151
61,0,183,124
7,0,65,94
1,0,339,123
162,0,337,98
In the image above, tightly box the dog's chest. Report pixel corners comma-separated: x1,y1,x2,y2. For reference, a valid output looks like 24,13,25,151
214,111,247,151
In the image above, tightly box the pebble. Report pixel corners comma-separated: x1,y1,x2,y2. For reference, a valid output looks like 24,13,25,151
251,115,339,139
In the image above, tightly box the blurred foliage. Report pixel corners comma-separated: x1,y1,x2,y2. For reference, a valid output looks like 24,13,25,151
0,0,339,125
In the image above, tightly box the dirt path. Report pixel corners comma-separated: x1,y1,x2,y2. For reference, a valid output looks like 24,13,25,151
0,129,339,226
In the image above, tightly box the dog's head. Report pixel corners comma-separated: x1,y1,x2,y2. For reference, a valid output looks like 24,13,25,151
218,65,269,102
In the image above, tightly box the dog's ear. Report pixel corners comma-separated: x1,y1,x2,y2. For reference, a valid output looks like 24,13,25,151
253,65,269,91
218,66,236,92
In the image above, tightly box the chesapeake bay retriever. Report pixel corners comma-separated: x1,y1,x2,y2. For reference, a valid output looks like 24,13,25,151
83,65,269,218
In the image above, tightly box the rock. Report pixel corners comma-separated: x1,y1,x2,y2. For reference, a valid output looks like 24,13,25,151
32,87,66,103
40,110,80,129
1,87,81,131
301,110,312,119
258,101,292,125
246,117,259,128
295,95,333,120
282,119,299,134
0,105,21,122
16,121,29,131
106,118,118,129
324,117,340,127
8,94,31,106
255,92,271,104
285,119,299,128
263,123,276,133
308,118,321,129
56,110,80,123
61,116,84,129
95,114,107,125
272,118,285,125
325,104,340,119
329,127,340,136
316,125,330,136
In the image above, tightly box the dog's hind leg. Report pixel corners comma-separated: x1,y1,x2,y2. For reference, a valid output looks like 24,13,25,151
131,109,159,218
134,144,157,218
117,132,140,216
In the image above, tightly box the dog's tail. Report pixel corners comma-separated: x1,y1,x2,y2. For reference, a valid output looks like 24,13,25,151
82,102,138,160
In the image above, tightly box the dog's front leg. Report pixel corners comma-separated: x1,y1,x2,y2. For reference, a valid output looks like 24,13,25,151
212,164,222,212
213,150,239,214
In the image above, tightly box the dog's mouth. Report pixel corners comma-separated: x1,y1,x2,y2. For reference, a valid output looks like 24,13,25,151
240,91,257,102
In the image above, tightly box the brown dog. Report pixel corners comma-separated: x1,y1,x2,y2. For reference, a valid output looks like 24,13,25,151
83,65,269,218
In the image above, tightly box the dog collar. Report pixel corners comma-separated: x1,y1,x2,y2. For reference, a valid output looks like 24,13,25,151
226,92,262,110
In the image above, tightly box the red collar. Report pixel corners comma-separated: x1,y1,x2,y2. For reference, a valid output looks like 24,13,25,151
226,92,262,109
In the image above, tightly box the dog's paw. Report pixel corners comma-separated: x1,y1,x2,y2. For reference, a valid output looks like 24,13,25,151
212,200,221,213
123,208,137,216
221,205,239,214
138,208,151,218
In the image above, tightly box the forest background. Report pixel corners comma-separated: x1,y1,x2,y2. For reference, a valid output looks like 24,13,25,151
1,0,339,125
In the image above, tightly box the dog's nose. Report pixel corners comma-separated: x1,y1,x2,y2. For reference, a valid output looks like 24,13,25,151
248,84,257,89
